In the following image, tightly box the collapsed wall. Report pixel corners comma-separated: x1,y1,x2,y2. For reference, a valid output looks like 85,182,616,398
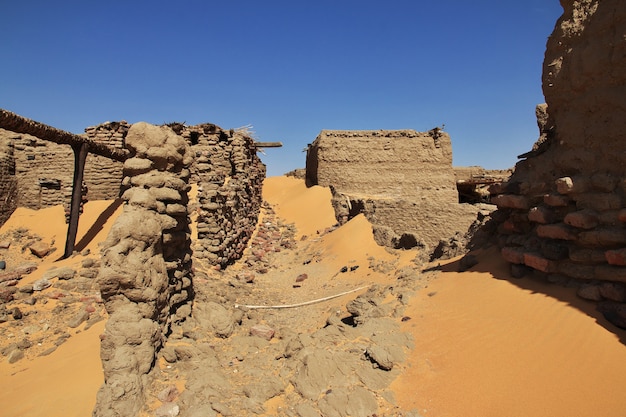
306,129,482,252
492,1,626,321
94,122,194,416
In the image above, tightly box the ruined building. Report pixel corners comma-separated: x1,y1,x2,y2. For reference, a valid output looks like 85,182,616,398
492,0,626,324
305,129,486,252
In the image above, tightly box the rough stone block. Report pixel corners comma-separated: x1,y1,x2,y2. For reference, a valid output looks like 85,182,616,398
493,194,530,210
606,249,626,266
618,209,626,223
579,229,626,246
523,252,556,273
594,265,626,283
564,210,599,229
599,282,626,302
528,206,555,224
557,261,594,280
569,247,607,264
575,193,622,211
536,223,578,240
501,247,525,264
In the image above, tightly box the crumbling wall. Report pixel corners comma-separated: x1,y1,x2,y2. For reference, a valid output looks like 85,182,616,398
94,122,194,417
306,129,481,251
179,125,265,268
493,0,626,323
0,135,17,226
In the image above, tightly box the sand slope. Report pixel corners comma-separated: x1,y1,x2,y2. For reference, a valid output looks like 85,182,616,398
392,250,626,417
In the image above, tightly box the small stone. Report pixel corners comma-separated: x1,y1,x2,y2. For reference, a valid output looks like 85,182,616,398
12,307,22,320
295,273,308,282
7,349,24,363
250,324,275,341
155,403,180,417
29,242,51,258
0,241,10,249
18,285,34,294
32,278,51,291
0,261,5,270
158,385,180,403
67,310,90,328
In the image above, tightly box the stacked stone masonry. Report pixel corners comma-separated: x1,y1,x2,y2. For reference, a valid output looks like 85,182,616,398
175,124,265,268
493,1,626,295
94,122,195,416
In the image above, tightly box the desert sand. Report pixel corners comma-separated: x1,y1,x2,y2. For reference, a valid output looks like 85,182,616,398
1,176,626,416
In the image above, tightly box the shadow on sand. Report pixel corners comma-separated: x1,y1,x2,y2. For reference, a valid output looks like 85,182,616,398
436,246,626,347
74,198,123,253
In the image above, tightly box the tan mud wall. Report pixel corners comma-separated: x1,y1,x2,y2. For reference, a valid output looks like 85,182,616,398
306,129,479,251
494,1,626,288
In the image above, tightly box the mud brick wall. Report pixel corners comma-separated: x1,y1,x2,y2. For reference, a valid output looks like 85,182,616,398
180,124,265,267
0,135,17,225
95,122,194,417
307,129,480,251
83,121,128,200
0,123,125,213
493,1,626,300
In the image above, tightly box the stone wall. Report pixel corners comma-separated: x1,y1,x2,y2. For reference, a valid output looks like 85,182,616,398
177,124,265,268
94,122,194,416
306,129,481,252
0,135,17,226
492,0,626,322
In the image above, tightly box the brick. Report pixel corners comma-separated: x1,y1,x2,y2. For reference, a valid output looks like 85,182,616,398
575,193,622,211
606,249,626,266
558,261,594,280
501,247,525,264
569,247,608,264
528,206,555,224
579,229,626,246
564,210,599,229
556,176,589,194
493,194,530,210
523,252,556,273
543,193,570,207
536,223,578,240
594,265,626,283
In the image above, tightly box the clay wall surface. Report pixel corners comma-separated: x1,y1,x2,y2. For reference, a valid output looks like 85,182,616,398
492,0,626,319
0,125,124,215
306,129,482,251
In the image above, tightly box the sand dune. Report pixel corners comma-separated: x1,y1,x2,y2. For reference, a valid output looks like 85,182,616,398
392,250,626,417
1,176,626,416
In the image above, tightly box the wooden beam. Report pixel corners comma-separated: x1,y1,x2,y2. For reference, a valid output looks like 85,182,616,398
255,141,283,148
64,142,88,258
0,109,129,162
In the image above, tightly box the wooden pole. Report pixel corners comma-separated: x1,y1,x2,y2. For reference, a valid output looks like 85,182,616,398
64,142,88,258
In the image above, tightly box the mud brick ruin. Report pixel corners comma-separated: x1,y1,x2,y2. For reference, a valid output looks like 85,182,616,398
305,129,485,251
491,0,626,320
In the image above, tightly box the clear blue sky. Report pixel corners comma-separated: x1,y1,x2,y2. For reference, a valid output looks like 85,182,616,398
1,1,562,177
